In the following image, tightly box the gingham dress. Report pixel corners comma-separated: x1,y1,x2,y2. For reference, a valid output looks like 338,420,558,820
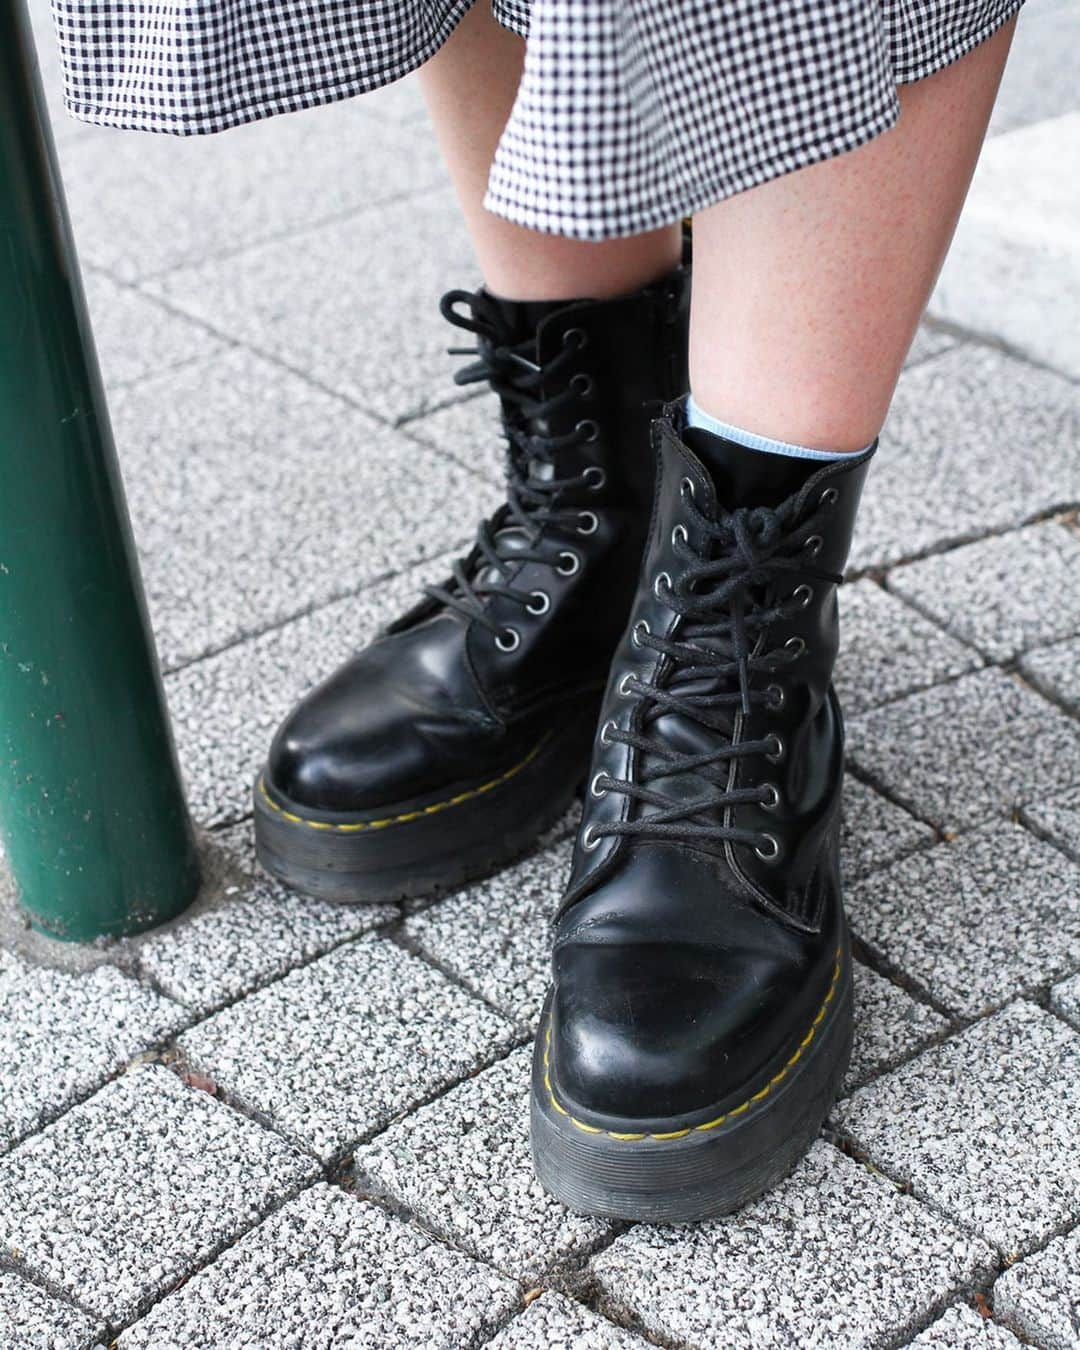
50,0,1023,240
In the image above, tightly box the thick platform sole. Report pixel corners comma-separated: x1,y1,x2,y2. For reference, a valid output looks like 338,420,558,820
252,701,598,904
531,949,853,1223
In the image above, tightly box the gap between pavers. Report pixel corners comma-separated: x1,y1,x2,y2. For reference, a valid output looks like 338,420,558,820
483,1291,649,1349
0,1271,107,1350
992,1227,1080,1350
908,1303,1025,1349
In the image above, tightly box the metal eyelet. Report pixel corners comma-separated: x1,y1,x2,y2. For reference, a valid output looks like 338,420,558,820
570,373,594,396
680,476,695,501
494,627,520,653
564,327,588,351
575,419,599,443
671,524,688,548
766,682,786,710
557,550,581,576
590,772,608,799
619,672,635,696
755,833,781,861
583,465,606,491
820,486,840,506
765,733,786,763
653,571,672,602
577,510,599,536
785,636,807,660
792,584,814,609
760,783,781,811
526,590,550,616
804,535,824,558
632,620,651,647
582,824,602,851
600,719,617,745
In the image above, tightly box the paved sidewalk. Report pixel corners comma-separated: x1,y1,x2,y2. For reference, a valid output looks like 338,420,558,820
1,6,1078,1347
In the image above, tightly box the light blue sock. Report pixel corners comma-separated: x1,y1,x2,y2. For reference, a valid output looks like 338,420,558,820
685,394,872,461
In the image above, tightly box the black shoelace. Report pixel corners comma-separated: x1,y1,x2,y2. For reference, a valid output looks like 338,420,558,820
423,289,602,646
589,480,841,854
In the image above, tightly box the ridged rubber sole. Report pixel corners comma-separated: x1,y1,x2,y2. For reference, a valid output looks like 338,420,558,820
252,701,598,904
531,950,853,1223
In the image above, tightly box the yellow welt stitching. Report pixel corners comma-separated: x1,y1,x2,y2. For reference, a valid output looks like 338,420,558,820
544,947,844,1143
258,733,550,834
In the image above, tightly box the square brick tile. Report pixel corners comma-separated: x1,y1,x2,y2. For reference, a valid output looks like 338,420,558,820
1022,784,1080,864
841,776,936,881
180,936,516,1162
846,669,1080,831
846,964,950,1093
1021,636,1080,712
0,955,187,1152
836,580,981,718
847,823,1080,1017
591,1141,993,1349
1049,972,1080,1031
834,1002,1080,1256
118,1184,518,1348
0,1066,317,1325
356,1046,610,1281
994,1228,1080,1350
909,1304,1024,1349
888,522,1080,664
0,1273,105,1349
487,1292,647,1349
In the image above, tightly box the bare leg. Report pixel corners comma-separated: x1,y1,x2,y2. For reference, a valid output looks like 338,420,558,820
690,20,1016,451
416,2,681,300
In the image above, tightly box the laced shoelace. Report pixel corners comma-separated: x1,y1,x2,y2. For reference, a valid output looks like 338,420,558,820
587,479,842,855
423,289,603,648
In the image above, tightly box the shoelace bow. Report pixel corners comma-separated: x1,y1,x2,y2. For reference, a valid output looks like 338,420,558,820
591,485,842,851
424,289,600,642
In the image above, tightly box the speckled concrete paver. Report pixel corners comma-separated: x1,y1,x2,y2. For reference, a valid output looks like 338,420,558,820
0,1065,318,1326
591,1141,994,1349
841,775,937,880
834,1002,1080,1257
118,1185,519,1349
889,521,1080,663
848,823,1080,1017
1021,635,1080,711
993,1228,1080,1350
356,1046,610,1281
845,963,951,1093
0,953,187,1151
179,935,516,1162
1049,972,1080,1031
1022,783,1080,862
909,1304,1025,1349
0,1273,106,1350
847,669,1080,831
485,1293,648,1349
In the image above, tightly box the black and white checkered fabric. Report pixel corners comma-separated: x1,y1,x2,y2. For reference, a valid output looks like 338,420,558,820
50,0,1023,240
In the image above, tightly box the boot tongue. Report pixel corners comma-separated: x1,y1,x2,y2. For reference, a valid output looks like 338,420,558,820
682,426,819,511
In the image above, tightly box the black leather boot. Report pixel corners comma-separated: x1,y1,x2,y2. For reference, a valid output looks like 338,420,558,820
531,401,875,1221
253,262,690,902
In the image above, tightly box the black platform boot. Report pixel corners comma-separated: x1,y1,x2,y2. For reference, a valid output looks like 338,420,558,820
253,261,690,902
531,400,875,1221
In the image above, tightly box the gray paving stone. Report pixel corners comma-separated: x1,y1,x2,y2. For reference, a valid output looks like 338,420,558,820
841,776,937,881
931,114,1080,380
405,838,572,1031
180,936,516,1162
848,823,1080,1017
908,1304,1025,1349
888,522,1080,664
988,0,1080,136
356,1045,609,1281
149,187,479,423
994,1228,1080,1350
0,1065,317,1325
165,557,456,828
846,669,1080,831
118,1184,518,1349
1022,636,1080,711
62,100,446,283
846,963,951,1093
131,822,396,1018
486,1293,647,1349
850,347,1080,573
834,1001,1080,1257
0,1273,105,1350
905,325,961,370
1023,784,1080,864
400,390,505,483
1049,972,1080,1031
836,579,981,718
0,953,187,1152
591,1141,994,1350
113,347,490,671
84,270,225,391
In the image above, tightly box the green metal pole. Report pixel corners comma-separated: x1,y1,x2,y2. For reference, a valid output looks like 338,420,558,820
0,0,201,941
